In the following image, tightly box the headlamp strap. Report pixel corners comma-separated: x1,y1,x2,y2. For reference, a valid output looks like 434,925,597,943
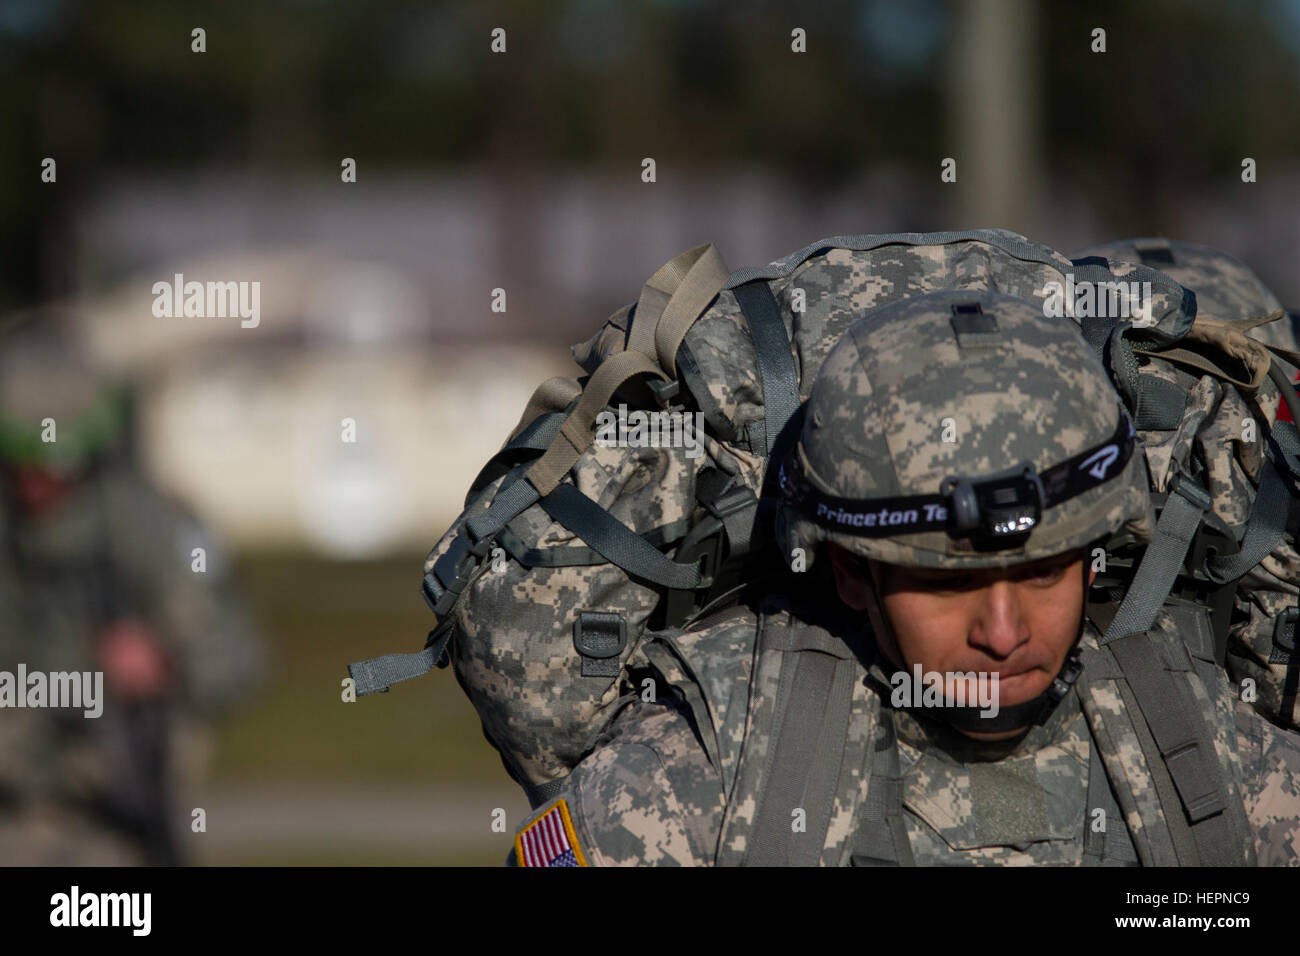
780,404,1135,538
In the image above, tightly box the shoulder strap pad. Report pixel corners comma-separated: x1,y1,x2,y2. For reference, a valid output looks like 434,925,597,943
1075,620,1256,866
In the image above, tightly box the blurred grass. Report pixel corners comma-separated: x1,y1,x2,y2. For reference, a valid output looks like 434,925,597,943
210,550,507,786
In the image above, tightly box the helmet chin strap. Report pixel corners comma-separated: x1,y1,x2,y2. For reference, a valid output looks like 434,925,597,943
867,559,1089,737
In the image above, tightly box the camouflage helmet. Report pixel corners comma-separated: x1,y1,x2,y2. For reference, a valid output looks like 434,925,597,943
776,290,1154,571
0,317,128,473
1072,237,1296,356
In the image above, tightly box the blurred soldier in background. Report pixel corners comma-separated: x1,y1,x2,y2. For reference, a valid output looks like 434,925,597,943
0,316,264,865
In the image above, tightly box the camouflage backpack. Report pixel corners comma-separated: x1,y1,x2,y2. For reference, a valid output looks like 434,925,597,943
635,289,1263,866
1072,237,1300,733
350,227,1221,808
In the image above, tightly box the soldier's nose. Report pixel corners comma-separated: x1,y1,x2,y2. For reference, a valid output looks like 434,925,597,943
968,580,1029,659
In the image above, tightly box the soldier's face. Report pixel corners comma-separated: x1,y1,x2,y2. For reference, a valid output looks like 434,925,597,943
828,543,1092,740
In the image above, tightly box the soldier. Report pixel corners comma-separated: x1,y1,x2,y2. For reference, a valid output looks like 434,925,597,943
0,318,264,865
507,290,1300,866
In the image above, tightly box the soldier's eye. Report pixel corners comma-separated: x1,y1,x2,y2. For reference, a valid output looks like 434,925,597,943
1018,565,1067,584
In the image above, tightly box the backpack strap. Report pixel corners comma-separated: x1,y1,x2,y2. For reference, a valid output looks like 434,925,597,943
849,709,915,867
1081,731,1135,866
628,243,730,376
505,377,582,445
466,408,570,503
523,349,670,497
1103,471,1212,644
712,605,878,866
1076,628,1255,866
731,280,802,460
742,623,858,866
1205,456,1291,584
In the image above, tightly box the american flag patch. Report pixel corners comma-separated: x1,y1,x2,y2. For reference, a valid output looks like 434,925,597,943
515,798,587,867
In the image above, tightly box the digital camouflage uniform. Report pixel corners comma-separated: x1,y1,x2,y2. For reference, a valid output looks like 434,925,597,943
506,606,1300,866
0,320,264,865
507,291,1300,866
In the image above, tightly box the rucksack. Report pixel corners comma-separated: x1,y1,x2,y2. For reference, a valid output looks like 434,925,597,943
1072,237,1300,734
348,228,1300,808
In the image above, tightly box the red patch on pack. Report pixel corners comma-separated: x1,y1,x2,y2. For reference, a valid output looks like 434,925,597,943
1279,372,1300,423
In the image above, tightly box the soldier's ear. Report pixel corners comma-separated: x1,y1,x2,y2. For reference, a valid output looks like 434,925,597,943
828,543,873,611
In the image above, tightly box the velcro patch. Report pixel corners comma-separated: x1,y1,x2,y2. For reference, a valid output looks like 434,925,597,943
515,798,588,867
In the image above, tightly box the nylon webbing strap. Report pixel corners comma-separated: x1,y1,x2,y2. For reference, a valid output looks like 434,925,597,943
726,230,1064,288
1264,339,1300,370
506,376,582,445
732,280,801,458
524,349,667,497
1205,458,1290,583
652,245,730,376
348,625,454,696
798,658,857,866
1102,478,1211,645
466,411,568,502
1273,421,1300,476
851,709,914,866
1111,676,1199,864
347,645,441,696
524,776,569,811
1134,375,1188,430
1082,738,1108,865
465,476,542,543
536,483,703,590
508,410,568,453
628,243,723,363
745,646,857,866
1081,315,1117,355
1106,635,1239,866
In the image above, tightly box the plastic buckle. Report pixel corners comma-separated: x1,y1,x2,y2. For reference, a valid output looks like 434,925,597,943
705,483,758,521
423,532,493,617
648,378,681,409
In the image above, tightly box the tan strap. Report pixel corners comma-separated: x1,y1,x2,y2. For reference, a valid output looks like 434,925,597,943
506,376,582,445
653,244,730,375
1210,307,1288,334
1134,316,1274,394
523,350,667,496
628,243,729,374
1263,341,1300,369
522,244,726,499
